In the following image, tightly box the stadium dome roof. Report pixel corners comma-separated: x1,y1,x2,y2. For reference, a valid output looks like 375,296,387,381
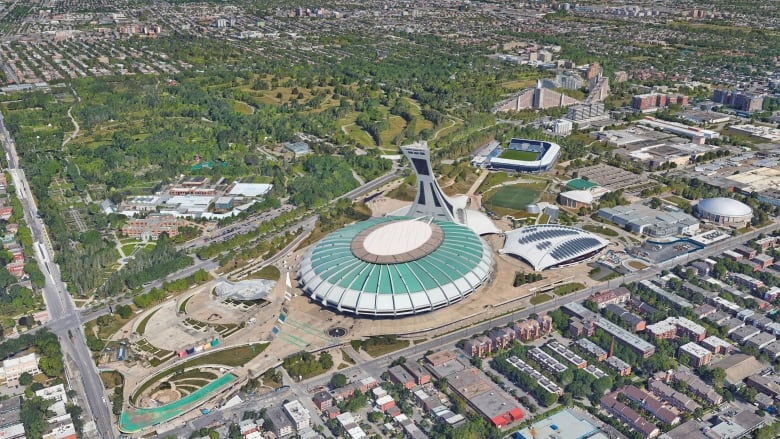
298,216,493,316
501,225,609,271
696,197,752,217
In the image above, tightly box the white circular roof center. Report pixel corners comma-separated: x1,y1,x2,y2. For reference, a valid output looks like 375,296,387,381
362,220,432,256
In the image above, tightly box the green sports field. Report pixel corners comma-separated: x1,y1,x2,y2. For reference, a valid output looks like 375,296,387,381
498,149,540,161
484,184,542,212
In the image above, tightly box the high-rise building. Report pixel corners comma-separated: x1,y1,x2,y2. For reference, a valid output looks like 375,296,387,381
712,89,764,113
631,93,688,111
586,62,602,80
552,119,573,135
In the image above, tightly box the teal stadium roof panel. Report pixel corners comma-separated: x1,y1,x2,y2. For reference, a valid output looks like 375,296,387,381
298,216,493,316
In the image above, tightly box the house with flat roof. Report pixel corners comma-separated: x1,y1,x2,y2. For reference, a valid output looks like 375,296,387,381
605,356,632,376
590,287,630,308
463,336,492,358
0,353,40,383
744,331,776,350
701,336,732,355
678,342,712,367
576,338,608,361
388,365,416,390
730,325,760,343
446,367,523,428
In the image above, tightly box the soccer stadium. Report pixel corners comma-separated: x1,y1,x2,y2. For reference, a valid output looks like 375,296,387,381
501,225,609,271
488,138,560,173
297,142,494,317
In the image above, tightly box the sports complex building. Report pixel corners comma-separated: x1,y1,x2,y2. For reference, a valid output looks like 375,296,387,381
487,138,560,173
501,225,609,271
694,197,753,226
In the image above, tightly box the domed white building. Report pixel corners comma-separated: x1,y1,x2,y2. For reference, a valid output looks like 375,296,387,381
694,197,753,226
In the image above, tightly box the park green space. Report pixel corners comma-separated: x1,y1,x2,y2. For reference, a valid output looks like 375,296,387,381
530,293,552,305
553,282,584,296
351,336,410,357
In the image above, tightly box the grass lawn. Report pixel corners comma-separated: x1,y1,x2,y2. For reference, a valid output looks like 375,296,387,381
132,343,268,403
184,343,267,368
530,293,553,305
583,224,620,237
499,149,541,161
100,371,124,389
663,195,690,206
484,184,542,212
135,309,159,335
232,100,253,114
179,296,193,314
553,282,585,296
89,313,134,340
341,349,355,365
588,266,620,282
170,370,218,381
628,260,648,270
121,243,140,255
500,78,539,90
345,124,375,147
386,175,416,202
477,171,514,193
254,265,280,281
360,339,410,358
379,116,406,146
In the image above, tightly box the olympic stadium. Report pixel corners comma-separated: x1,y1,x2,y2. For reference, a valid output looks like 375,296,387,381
487,138,560,173
501,225,609,271
298,142,494,316
297,216,493,316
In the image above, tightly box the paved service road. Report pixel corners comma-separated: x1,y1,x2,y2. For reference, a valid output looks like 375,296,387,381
0,111,116,439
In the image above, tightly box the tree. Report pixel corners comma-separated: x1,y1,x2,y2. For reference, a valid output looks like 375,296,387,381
18,372,33,386
86,334,105,352
710,367,726,388
330,373,348,389
390,356,407,367
541,391,558,407
21,396,51,438
116,304,133,319
367,411,384,423
592,376,613,396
